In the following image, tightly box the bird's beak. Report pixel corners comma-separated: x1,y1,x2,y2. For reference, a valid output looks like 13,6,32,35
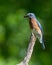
24,15,28,18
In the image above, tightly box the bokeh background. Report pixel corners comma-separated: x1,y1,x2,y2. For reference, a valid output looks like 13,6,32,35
0,0,52,65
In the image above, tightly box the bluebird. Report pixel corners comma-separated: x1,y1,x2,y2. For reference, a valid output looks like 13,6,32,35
24,13,45,49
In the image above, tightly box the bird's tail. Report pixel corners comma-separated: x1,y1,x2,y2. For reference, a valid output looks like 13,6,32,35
41,42,45,50
40,38,45,50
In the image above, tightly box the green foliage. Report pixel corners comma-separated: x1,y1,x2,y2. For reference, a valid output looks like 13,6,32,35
0,0,52,65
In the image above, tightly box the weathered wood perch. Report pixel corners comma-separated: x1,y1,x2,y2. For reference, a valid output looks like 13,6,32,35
17,33,36,65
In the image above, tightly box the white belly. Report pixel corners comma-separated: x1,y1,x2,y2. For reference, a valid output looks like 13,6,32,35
32,29,42,43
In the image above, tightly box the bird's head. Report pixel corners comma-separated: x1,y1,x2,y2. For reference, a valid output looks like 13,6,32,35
24,13,36,19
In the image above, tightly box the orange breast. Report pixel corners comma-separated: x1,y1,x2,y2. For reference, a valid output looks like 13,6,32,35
29,18,42,34
31,18,40,31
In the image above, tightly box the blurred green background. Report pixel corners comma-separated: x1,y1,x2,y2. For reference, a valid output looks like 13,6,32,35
0,0,52,65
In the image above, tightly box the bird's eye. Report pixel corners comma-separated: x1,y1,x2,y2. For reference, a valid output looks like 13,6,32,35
30,14,32,16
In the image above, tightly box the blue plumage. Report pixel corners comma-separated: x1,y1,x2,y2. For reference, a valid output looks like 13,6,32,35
24,13,45,49
36,20,43,32
27,13,43,32
42,37,45,49
36,20,45,49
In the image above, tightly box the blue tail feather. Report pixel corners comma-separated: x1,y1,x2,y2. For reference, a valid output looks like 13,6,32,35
42,42,45,49
41,38,45,49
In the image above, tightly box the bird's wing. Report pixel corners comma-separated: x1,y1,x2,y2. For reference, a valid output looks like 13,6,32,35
36,20,43,33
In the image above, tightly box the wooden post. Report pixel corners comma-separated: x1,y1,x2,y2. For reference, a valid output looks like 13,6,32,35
17,33,36,65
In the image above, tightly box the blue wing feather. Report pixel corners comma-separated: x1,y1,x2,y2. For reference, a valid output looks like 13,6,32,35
36,20,45,49
36,20,43,32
